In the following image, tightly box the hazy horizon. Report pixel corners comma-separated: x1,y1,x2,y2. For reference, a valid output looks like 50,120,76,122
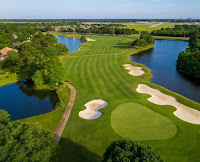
0,0,199,19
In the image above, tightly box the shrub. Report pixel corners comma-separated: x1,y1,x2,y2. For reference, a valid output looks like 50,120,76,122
80,36,87,42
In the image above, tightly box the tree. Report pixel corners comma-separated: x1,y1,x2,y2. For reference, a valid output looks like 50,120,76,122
6,50,20,65
34,32,44,39
67,28,73,33
32,70,45,86
80,36,87,42
103,140,163,162
46,57,65,86
0,110,58,161
177,36,200,79
56,43,69,55
140,31,155,45
132,39,147,48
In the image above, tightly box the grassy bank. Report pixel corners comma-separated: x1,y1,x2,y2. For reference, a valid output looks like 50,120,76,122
154,36,189,41
0,65,71,134
0,66,18,86
19,84,71,133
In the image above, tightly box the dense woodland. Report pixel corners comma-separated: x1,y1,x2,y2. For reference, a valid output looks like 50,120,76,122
11,32,67,86
177,34,200,79
152,25,200,37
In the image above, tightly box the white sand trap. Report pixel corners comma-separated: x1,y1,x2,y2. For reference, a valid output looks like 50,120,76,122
124,64,144,76
79,99,108,120
136,84,200,124
86,38,96,41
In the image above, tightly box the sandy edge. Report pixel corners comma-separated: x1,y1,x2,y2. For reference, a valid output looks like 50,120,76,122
136,84,200,124
79,99,108,120
124,64,144,76
86,38,96,41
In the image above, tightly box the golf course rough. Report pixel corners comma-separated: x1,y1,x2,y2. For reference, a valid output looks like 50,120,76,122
111,102,177,141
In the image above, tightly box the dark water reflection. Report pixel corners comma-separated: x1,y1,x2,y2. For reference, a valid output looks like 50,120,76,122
55,35,84,53
0,80,58,120
130,40,200,103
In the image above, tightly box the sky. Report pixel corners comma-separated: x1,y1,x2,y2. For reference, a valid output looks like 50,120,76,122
0,0,199,19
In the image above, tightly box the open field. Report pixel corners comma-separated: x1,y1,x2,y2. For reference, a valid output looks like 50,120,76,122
18,33,200,161
120,22,180,32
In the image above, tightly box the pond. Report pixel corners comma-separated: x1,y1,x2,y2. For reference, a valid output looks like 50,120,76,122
130,40,200,103
55,35,84,53
0,80,59,120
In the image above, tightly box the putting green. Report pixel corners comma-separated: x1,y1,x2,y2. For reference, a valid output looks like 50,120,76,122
111,103,177,141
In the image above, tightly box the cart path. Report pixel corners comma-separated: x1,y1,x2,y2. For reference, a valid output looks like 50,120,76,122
54,82,76,143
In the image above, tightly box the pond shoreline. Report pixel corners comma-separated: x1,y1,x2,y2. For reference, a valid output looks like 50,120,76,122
130,40,200,103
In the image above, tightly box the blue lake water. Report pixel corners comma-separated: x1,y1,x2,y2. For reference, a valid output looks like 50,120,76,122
130,40,200,103
55,35,84,53
0,80,58,120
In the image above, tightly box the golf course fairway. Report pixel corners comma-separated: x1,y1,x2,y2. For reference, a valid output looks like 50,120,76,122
21,34,200,162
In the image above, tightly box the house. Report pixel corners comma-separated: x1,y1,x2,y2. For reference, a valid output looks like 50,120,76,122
0,47,18,61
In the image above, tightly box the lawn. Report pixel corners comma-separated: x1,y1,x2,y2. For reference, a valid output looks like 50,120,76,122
0,66,18,86
17,33,200,162
111,102,177,141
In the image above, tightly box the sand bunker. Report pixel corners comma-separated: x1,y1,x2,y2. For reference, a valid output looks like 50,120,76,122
136,84,200,124
86,38,96,41
79,99,108,120
124,64,144,76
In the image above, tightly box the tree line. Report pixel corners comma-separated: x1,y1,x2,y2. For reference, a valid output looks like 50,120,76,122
177,34,200,79
61,25,139,35
152,25,200,37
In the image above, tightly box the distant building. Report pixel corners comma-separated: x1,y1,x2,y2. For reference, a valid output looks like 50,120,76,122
27,16,31,20
0,47,18,61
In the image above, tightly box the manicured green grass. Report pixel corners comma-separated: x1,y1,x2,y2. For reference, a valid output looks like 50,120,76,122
111,102,177,141
16,33,200,162
57,33,200,162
